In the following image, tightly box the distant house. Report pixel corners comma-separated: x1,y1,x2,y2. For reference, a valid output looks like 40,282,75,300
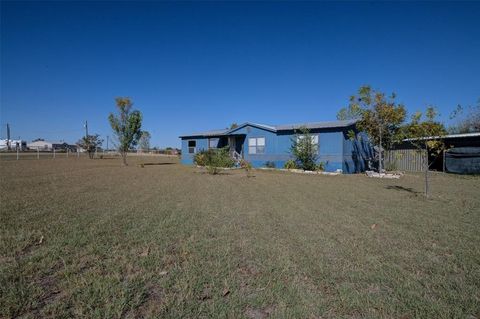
0,139,27,150
179,120,373,173
27,140,77,151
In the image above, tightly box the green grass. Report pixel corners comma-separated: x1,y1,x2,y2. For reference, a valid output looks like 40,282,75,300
1,156,479,318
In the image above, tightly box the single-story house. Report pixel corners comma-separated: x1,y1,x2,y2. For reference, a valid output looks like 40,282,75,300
179,120,374,173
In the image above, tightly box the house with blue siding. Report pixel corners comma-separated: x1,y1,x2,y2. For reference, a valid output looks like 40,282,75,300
179,120,373,173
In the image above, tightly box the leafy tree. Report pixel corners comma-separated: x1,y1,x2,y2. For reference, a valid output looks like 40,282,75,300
337,103,363,121
77,134,103,159
138,131,151,152
448,99,480,133
108,97,143,165
290,126,318,171
337,85,407,172
400,106,447,198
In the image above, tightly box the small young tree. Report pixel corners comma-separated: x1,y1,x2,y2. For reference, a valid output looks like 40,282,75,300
77,134,103,159
108,97,143,165
401,106,447,198
138,131,151,152
337,85,407,172
290,126,318,171
240,159,254,177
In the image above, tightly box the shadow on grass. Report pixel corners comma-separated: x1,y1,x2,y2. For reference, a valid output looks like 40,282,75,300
194,170,233,175
141,162,176,166
385,185,420,195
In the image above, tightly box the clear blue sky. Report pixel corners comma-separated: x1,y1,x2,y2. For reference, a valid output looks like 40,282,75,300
1,1,479,147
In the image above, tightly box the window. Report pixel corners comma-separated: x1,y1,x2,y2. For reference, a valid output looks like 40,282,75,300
248,137,265,154
208,138,219,149
188,140,196,154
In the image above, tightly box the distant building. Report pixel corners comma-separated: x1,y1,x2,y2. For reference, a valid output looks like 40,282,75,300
0,139,27,150
27,140,77,151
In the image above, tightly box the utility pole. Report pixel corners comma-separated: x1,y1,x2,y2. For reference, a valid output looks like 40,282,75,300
6,123,11,150
106,135,109,152
84,120,88,139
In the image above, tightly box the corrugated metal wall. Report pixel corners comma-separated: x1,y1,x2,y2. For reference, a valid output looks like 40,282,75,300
385,149,426,172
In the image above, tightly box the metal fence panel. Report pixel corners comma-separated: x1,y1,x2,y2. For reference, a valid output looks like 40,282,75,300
385,149,426,172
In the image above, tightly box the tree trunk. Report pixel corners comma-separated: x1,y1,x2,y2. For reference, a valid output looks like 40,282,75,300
122,151,128,166
424,147,429,198
378,126,383,173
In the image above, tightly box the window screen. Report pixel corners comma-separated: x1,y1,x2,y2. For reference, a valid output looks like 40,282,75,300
188,140,196,154
248,137,265,154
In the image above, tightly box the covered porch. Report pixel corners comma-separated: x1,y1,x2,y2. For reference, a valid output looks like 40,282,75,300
209,134,246,160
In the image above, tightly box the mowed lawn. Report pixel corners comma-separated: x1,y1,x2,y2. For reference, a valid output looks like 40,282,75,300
1,156,479,319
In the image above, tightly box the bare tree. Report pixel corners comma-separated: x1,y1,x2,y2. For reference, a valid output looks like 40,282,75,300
401,107,446,198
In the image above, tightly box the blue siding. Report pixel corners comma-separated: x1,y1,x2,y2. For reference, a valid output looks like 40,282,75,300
181,137,208,165
317,131,344,172
181,124,373,173
240,126,286,167
342,131,374,173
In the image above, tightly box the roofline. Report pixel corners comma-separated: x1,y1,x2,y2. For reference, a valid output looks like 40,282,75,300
179,122,277,138
226,122,277,134
402,132,480,142
275,119,358,131
179,119,359,138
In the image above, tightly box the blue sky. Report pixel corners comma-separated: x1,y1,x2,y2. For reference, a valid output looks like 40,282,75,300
1,1,479,147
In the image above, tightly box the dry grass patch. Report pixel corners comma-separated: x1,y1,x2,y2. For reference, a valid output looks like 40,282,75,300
1,156,479,318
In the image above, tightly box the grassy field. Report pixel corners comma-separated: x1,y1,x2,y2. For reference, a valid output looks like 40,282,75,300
1,156,479,318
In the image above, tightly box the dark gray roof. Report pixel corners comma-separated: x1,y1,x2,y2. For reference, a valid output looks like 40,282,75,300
180,119,358,138
180,128,229,138
274,119,358,130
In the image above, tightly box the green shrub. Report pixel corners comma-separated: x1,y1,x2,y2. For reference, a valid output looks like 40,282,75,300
284,160,297,169
195,147,235,174
316,161,325,171
210,147,235,169
290,126,318,171
193,150,208,166
265,161,276,168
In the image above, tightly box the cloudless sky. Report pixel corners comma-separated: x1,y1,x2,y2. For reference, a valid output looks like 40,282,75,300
1,1,479,147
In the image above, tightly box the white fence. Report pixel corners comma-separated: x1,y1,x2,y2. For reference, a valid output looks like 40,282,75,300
0,150,179,161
